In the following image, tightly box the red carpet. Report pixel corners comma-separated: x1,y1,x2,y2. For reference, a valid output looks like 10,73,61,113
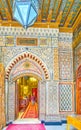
21,102,38,118
6,124,46,130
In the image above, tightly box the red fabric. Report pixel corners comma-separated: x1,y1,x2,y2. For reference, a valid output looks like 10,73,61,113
32,88,37,98
6,124,46,130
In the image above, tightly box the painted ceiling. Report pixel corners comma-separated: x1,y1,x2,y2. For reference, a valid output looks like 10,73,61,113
0,0,81,32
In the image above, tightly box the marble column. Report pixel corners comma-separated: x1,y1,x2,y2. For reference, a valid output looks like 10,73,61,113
38,80,46,120
5,79,9,123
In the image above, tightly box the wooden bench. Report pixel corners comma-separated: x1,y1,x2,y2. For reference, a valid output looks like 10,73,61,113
67,115,81,130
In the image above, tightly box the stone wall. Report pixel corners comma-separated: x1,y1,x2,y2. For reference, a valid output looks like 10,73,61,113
0,26,74,123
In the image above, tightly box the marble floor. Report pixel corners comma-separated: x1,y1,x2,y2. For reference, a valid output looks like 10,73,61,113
2,118,77,130
45,124,77,130
3,124,77,130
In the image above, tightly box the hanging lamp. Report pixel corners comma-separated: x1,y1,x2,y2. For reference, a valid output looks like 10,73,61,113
13,0,39,29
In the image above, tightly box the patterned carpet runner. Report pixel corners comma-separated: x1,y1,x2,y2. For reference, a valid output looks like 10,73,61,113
6,124,46,130
21,102,38,118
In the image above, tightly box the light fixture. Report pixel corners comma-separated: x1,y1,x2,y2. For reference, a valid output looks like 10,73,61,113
13,0,39,29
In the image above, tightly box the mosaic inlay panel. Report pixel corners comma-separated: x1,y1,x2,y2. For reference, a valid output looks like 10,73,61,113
5,36,14,46
54,48,59,80
46,81,59,115
8,81,15,121
59,52,73,80
0,36,5,46
59,84,73,111
39,81,46,118
75,44,81,69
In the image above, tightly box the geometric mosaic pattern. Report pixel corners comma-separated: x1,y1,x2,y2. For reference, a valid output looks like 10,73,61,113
59,52,73,80
75,45,81,69
59,84,72,111
46,81,59,115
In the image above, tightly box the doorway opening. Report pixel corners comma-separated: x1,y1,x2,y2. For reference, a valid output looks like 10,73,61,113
15,76,39,119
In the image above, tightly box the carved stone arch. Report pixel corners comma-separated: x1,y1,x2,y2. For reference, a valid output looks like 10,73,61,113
5,52,49,80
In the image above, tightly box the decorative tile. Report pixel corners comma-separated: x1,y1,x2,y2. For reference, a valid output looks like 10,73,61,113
59,84,73,111
0,36,5,46
46,81,59,115
5,36,14,46
54,48,59,80
59,52,73,80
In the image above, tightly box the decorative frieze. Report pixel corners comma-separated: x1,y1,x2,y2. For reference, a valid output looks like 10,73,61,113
0,27,59,37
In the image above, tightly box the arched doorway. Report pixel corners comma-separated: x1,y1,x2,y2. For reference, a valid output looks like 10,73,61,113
15,76,39,119
76,65,81,114
5,52,49,122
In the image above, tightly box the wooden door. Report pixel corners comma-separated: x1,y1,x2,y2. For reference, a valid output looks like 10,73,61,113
76,78,81,114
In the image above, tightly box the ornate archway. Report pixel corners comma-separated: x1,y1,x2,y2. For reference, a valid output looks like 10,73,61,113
76,65,81,114
5,52,49,122
5,52,49,80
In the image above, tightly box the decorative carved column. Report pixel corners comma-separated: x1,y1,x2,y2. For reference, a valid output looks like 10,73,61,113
45,81,60,121
8,81,15,122
5,79,9,123
0,64,6,130
54,48,59,80
38,80,46,120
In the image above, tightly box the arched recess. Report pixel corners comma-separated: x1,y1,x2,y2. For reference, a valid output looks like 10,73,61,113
5,52,49,122
5,52,49,80
76,65,81,114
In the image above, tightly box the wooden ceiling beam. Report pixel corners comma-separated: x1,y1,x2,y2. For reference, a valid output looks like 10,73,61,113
42,0,50,21
72,12,81,32
51,0,62,21
1,0,12,20
72,31,81,48
64,12,73,27
6,0,13,19
69,7,81,27
0,20,73,33
37,9,42,22
60,0,74,26
0,11,3,20
56,11,63,24
37,0,44,22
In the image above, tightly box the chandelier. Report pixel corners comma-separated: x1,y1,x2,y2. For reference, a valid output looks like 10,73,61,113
13,0,39,29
